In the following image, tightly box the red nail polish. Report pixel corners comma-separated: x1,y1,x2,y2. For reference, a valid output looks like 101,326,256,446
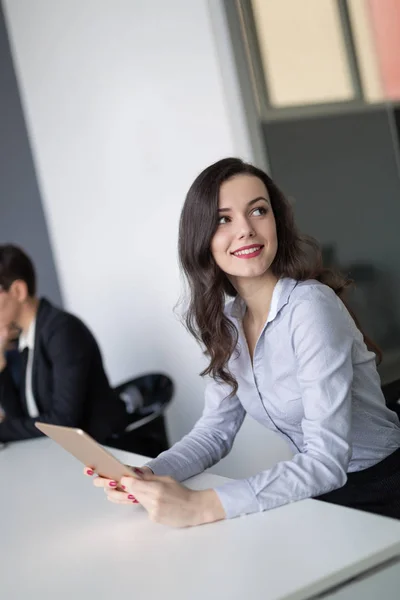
128,494,135,500
134,467,144,476
109,481,117,487
86,469,94,476
121,485,126,490
132,499,139,504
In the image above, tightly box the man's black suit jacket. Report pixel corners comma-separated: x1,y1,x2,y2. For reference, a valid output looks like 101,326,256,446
0,298,127,443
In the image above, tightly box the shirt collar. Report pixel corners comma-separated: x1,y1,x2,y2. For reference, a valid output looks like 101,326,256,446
18,318,36,352
228,277,298,323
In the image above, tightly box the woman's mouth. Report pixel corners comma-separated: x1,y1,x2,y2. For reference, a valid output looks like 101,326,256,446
231,244,264,259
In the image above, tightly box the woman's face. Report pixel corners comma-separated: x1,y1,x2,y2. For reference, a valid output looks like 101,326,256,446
211,174,278,282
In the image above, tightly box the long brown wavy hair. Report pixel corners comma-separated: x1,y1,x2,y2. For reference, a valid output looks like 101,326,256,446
179,157,381,394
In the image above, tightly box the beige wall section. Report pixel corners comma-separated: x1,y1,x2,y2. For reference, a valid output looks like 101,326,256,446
347,0,383,102
251,0,354,107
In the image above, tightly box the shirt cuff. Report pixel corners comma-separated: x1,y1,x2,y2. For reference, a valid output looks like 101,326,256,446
144,456,176,477
214,479,260,519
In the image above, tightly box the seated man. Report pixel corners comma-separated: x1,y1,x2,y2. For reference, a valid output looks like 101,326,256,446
0,244,128,443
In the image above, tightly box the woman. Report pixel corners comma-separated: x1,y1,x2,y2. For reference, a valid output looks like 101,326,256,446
86,158,400,526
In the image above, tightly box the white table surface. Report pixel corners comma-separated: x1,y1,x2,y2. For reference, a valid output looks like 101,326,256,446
317,558,400,599
1,438,400,600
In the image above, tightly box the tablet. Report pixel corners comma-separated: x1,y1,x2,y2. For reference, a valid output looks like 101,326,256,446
35,422,137,482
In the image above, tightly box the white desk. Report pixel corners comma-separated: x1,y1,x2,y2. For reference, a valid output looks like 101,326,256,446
1,439,400,600
318,558,400,599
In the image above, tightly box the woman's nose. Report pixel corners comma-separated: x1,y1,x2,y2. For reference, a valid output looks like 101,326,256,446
237,218,255,239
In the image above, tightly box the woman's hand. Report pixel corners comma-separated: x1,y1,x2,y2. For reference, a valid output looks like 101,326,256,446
121,472,225,527
83,465,150,505
84,466,225,528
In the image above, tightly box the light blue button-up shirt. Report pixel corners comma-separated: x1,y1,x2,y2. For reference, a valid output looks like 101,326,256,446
147,278,400,519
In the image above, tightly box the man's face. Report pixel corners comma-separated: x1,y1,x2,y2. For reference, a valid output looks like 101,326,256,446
0,283,22,329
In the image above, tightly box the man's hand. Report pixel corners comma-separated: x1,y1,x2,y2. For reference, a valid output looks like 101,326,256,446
0,326,8,371
0,324,19,351
0,324,19,371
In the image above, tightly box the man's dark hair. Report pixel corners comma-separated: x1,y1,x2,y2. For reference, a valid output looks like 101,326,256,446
0,244,36,296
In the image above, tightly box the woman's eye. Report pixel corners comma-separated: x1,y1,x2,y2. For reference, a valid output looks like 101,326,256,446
252,206,267,217
218,216,230,225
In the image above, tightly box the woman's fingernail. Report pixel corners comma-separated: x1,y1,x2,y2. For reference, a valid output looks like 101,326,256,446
86,469,94,476
132,499,139,504
121,485,126,490
127,494,135,500
134,468,144,476
109,481,117,487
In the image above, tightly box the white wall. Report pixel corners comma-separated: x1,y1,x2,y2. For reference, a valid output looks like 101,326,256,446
3,0,292,478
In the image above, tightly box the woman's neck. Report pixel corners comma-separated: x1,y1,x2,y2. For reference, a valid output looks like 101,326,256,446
233,273,279,326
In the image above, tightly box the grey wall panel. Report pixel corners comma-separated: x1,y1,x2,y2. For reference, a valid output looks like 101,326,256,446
0,2,63,305
263,109,400,383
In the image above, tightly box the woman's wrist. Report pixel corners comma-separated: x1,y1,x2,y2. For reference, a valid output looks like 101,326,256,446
140,466,153,475
195,489,226,525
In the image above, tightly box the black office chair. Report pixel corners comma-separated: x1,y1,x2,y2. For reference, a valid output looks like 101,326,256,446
381,378,400,419
109,373,174,458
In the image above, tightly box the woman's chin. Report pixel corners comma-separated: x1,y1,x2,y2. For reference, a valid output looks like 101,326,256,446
233,267,271,280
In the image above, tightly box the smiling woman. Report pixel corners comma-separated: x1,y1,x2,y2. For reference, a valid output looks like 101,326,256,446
212,179,277,279
178,157,380,392
88,157,400,527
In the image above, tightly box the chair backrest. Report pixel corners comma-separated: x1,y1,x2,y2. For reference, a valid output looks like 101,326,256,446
115,373,174,416
381,378,400,416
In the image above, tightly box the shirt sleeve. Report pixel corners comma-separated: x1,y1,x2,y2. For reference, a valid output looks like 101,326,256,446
146,378,246,482
214,287,355,519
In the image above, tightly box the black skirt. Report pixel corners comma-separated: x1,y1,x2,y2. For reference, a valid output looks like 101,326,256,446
315,447,400,519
